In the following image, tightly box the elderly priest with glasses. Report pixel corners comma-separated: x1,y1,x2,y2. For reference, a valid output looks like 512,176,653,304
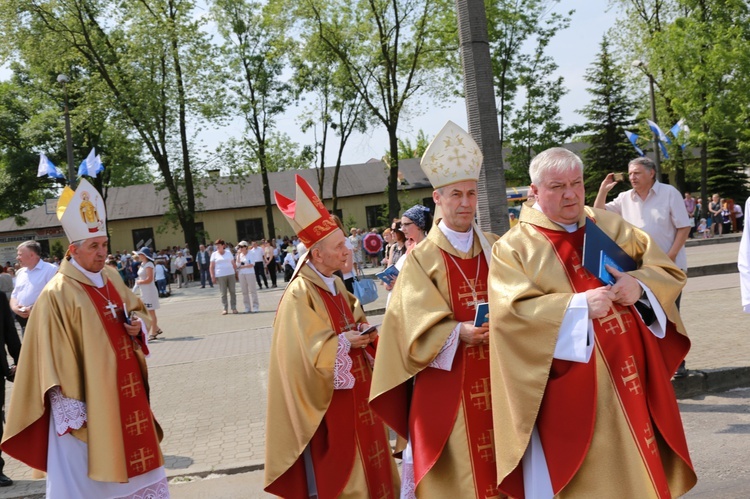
264,175,399,498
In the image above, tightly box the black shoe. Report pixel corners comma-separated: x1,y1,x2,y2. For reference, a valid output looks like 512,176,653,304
0,473,13,486
674,364,688,378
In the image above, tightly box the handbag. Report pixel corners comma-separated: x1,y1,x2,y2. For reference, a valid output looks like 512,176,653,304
352,270,378,305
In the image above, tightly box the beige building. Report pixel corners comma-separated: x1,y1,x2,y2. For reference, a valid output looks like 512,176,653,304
0,159,434,262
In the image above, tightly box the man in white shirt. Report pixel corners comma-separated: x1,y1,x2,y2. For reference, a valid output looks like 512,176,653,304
10,240,58,334
594,156,691,377
173,252,187,288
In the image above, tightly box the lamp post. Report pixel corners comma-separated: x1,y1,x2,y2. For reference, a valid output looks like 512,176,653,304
631,60,661,181
57,74,77,189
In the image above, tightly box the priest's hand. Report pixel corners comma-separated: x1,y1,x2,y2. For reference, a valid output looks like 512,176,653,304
459,322,489,346
585,286,616,319
607,265,641,306
124,316,143,337
344,328,373,349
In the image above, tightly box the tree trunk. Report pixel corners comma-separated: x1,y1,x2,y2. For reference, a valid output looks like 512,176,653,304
387,129,401,223
170,0,198,257
456,0,508,235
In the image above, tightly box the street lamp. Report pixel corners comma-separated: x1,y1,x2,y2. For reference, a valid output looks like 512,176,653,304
57,74,77,189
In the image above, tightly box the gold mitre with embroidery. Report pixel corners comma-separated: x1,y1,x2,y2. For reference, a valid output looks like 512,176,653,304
421,120,483,188
275,175,338,248
56,178,107,242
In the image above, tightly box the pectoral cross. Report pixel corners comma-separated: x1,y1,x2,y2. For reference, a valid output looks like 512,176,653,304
105,300,118,319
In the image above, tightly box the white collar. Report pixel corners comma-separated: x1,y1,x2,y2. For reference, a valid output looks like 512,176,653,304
70,257,105,288
308,262,337,295
438,220,474,253
532,202,579,233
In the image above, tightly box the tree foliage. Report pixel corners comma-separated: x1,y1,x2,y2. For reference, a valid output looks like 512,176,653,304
578,35,639,204
299,0,450,220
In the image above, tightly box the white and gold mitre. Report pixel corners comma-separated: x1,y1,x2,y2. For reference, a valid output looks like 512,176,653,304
420,121,483,189
56,178,107,242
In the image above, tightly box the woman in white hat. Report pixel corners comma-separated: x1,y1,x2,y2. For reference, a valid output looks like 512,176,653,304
134,247,162,340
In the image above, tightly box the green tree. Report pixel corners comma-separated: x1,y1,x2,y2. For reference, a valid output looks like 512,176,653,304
301,0,449,221
212,0,297,241
0,0,221,255
397,130,430,159
578,36,639,204
292,28,369,211
506,15,572,183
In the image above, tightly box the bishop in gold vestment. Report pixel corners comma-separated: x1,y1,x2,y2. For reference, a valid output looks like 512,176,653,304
265,174,399,498
488,148,695,498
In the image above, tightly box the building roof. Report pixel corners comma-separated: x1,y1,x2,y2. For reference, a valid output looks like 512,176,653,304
0,158,430,233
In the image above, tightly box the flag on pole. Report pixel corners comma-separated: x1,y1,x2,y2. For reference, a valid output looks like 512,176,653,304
670,119,690,150
646,119,671,145
37,153,66,179
659,141,670,159
624,130,645,157
78,148,105,177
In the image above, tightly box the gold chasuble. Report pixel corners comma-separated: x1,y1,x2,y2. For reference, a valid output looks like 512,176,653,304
488,205,696,498
264,263,399,498
370,227,500,498
1,258,163,482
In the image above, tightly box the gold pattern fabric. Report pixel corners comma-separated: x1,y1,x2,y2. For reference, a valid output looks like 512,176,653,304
2,258,161,483
488,205,695,496
371,228,498,399
370,227,499,496
264,264,367,488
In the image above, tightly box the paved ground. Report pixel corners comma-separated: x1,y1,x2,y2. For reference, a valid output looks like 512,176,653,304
1,235,747,497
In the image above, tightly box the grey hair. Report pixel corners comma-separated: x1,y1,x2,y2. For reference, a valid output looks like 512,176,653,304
529,147,583,185
628,156,656,172
17,240,42,256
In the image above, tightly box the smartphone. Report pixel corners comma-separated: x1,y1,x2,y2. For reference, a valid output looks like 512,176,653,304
359,323,380,336
613,172,624,182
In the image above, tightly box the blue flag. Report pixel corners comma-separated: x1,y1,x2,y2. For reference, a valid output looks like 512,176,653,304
646,119,671,145
624,130,645,156
37,153,65,179
670,119,689,150
659,140,670,159
78,148,105,178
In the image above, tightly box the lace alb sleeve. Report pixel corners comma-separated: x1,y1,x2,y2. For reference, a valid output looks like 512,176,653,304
428,323,460,371
334,333,355,390
48,386,87,436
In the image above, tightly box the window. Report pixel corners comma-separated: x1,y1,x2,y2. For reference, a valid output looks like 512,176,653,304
195,222,207,245
330,209,343,221
236,218,264,243
365,205,387,229
132,228,156,251
422,197,436,215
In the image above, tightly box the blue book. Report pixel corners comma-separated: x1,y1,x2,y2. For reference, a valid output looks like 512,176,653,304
583,218,637,286
375,265,399,285
473,302,489,327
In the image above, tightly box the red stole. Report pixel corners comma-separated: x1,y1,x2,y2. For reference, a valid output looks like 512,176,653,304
499,222,691,497
267,286,394,499
81,280,161,478
409,251,497,497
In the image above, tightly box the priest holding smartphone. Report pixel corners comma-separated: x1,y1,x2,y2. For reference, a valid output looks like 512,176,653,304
369,122,500,498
